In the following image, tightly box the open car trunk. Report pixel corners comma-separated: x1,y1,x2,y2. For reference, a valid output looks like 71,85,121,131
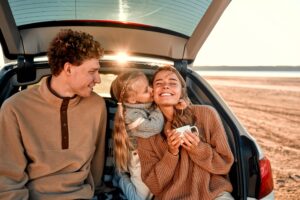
1,0,271,199
1,0,230,63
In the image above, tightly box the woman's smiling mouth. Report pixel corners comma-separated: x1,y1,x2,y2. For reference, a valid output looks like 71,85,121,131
160,92,173,96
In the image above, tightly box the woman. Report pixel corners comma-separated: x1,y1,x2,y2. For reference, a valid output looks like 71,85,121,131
137,66,234,200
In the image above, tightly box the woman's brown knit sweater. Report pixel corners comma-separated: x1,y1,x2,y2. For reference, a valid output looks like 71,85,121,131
137,105,234,200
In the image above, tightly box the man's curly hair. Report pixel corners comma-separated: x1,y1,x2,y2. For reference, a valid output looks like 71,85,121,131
47,29,103,76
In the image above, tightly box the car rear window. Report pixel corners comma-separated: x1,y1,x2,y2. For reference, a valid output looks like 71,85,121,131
8,0,212,37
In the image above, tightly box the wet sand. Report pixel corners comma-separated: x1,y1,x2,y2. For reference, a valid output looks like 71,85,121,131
204,76,300,199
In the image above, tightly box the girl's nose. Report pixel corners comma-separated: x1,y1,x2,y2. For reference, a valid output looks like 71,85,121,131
149,87,153,95
149,86,153,92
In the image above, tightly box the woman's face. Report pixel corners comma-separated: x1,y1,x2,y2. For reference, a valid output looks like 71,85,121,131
153,70,182,106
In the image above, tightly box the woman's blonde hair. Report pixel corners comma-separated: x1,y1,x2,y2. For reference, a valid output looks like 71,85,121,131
152,66,195,129
110,71,147,172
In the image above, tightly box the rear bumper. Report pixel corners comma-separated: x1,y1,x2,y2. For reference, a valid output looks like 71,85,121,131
246,191,275,200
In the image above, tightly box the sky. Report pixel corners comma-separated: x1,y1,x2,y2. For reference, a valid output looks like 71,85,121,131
1,0,300,67
194,0,300,66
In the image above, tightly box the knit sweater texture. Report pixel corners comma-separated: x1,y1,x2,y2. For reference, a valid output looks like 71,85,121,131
137,105,234,200
0,77,107,200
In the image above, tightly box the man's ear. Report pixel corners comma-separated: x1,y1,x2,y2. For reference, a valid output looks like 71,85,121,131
63,62,72,76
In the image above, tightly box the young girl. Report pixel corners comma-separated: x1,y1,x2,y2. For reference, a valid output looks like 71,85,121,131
110,71,164,200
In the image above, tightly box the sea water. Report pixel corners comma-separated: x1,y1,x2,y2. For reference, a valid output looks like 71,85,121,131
196,70,300,77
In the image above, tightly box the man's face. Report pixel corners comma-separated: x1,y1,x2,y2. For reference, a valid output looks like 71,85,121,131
68,58,101,97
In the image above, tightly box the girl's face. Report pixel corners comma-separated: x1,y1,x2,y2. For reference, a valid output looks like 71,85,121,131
152,70,182,106
130,75,153,104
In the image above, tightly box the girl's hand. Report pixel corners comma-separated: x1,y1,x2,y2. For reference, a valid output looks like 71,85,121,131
181,131,200,151
166,129,181,156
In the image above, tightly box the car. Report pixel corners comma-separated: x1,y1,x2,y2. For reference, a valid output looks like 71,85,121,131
0,0,274,199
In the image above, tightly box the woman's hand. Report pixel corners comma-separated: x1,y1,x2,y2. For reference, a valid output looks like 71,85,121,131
181,131,200,151
166,129,181,156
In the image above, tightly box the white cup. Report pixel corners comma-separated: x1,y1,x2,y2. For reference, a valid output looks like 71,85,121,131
175,125,199,137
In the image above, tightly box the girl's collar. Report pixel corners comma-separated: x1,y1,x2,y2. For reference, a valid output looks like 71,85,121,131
123,102,153,109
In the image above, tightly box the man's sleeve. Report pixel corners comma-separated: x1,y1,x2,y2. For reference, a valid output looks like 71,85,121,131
0,101,29,199
91,99,107,190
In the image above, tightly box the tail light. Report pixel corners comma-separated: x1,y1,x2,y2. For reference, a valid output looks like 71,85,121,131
258,157,274,199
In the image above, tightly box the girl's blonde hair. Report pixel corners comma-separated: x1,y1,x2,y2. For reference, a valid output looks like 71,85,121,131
110,71,147,172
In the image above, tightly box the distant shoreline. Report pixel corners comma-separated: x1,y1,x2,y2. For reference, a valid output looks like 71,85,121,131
193,66,300,71
193,66,300,77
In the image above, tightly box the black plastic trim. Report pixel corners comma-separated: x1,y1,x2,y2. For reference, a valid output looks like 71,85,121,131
19,20,189,39
0,30,14,60
185,69,247,199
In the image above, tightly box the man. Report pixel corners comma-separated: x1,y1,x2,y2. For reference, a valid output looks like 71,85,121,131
0,29,107,199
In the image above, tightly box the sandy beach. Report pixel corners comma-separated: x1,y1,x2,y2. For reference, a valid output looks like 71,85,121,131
204,76,300,199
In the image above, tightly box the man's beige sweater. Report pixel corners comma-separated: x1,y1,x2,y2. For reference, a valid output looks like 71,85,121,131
137,105,234,200
0,77,107,200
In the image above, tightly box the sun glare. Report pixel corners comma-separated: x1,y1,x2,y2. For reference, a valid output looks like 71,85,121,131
116,52,129,64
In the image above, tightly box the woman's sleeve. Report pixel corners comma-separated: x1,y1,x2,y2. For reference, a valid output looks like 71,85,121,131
0,102,29,199
137,137,178,195
188,106,234,174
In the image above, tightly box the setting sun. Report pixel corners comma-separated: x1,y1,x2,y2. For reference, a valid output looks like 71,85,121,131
116,52,129,64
